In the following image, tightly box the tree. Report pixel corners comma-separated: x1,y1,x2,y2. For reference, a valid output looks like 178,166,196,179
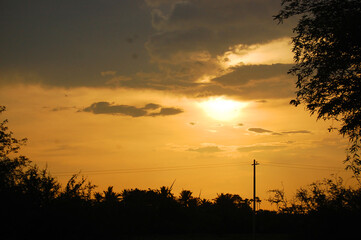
179,190,199,207
214,193,251,211
1,106,60,203
59,173,96,202
274,0,361,177
95,186,120,204
0,106,29,191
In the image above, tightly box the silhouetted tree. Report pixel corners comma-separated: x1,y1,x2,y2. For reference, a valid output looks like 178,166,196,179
0,106,28,191
0,106,64,238
158,185,174,199
268,177,361,236
19,165,61,207
95,186,120,204
179,190,199,208
59,173,96,201
214,193,251,210
268,188,289,213
0,106,61,206
275,0,361,178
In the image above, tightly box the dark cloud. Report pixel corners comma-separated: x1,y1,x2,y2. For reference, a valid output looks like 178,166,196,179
188,146,222,153
143,103,161,110
149,107,184,116
1,0,296,102
0,0,153,88
147,0,293,57
138,1,296,100
212,64,293,87
248,128,273,133
111,66,294,100
50,106,77,112
83,102,147,117
82,102,183,117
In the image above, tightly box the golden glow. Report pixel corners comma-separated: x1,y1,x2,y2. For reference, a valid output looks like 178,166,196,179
199,97,248,121
219,38,293,67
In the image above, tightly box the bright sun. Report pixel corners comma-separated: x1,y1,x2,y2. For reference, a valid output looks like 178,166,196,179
198,97,247,121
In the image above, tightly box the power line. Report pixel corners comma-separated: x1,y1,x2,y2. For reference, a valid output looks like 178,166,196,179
51,159,345,177
52,161,250,177
262,162,344,171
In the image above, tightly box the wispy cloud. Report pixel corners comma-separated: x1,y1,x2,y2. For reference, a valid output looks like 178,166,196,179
248,128,273,133
188,146,222,153
248,127,312,135
281,130,312,134
238,143,286,152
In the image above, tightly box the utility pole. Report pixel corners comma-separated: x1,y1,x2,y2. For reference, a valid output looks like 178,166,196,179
252,159,259,240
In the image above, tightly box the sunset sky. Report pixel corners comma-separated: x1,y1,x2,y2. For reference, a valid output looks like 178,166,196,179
0,0,355,206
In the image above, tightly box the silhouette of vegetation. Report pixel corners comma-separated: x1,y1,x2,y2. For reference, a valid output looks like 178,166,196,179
275,0,361,178
268,176,361,238
1,104,361,239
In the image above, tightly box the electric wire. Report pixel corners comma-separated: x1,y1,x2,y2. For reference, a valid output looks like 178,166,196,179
262,162,344,171
52,160,345,177
52,161,251,177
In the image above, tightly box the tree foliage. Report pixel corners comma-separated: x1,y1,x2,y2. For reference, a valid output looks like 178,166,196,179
275,0,361,176
268,177,361,236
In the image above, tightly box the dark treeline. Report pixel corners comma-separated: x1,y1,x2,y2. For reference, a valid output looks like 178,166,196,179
2,160,361,240
1,106,361,239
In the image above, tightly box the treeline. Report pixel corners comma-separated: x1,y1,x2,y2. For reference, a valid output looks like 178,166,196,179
1,156,256,238
1,106,361,239
2,158,361,239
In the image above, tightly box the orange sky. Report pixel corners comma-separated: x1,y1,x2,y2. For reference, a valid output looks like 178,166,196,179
0,0,356,208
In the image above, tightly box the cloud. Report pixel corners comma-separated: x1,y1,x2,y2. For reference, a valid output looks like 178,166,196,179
281,130,312,134
136,1,296,100
219,38,293,67
247,127,312,136
1,1,153,88
233,123,244,129
248,128,273,134
238,144,285,152
100,71,117,77
1,0,297,102
143,103,162,110
188,146,222,153
212,64,292,87
83,102,147,117
112,63,294,100
149,107,184,116
50,106,78,112
82,102,183,117
247,127,312,135
146,0,292,57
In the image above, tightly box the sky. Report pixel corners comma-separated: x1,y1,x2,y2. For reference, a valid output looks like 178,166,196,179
0,0,355,206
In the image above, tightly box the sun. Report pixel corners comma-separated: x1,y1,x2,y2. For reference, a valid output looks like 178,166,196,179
198,97,248,122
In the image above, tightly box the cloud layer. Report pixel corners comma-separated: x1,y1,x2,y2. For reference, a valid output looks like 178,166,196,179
82,102,183,117
1,0,297,101
248,127,312,135
146,0,292,57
